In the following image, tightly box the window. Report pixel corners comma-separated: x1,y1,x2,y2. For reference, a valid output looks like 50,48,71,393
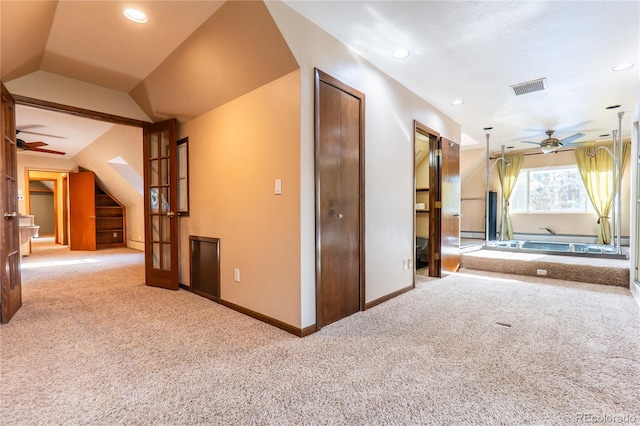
511,166,591,213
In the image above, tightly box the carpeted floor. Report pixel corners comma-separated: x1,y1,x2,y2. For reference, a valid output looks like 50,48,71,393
1,239,639,425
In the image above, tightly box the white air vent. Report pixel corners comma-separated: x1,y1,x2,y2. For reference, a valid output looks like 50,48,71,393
510,78,547,96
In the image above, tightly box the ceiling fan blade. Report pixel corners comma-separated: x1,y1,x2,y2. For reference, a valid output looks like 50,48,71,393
520,141,542,145
559,133,585,145
24,141,48,148
29,147,66,155
17,129,65,139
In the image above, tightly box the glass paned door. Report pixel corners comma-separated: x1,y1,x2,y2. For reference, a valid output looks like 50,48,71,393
143,119,178,290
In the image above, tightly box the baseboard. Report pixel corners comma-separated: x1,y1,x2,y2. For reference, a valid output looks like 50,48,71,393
365,284,413,310
218,299,312,337
178,283,315,337
128,240,144,251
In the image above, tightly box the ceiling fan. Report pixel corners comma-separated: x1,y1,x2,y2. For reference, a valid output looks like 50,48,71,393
16,130,66,156
521,130,585,154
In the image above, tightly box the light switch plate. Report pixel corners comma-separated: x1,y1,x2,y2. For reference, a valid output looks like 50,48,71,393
275,179,282,195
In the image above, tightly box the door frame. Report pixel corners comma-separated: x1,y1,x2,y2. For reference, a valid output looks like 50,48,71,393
25,169,70,245
414,121,441,277
314,69,366,330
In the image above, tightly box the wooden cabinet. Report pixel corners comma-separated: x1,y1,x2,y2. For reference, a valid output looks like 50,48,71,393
95,186,126,248
69,171,126,250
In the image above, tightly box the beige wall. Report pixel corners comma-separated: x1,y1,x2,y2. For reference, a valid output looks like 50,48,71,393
179,70,301,327
460,146,631,238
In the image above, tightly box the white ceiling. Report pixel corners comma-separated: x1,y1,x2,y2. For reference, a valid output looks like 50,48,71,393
6,0,640,157
285,0,639,151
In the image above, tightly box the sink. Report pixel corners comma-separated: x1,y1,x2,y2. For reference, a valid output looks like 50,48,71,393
17,215,40,246
19,225,40,245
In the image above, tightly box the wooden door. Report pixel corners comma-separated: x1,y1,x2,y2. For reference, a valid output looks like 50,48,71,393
440,138,460,274
315,69,365,329
68,172,97,250
143,119,178,290
428,135,442,277
1,82,21,323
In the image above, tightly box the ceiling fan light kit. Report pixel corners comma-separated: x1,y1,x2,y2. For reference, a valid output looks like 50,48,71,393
521,129,586,154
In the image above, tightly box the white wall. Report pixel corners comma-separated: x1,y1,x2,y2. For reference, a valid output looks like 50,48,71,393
460,145,632,239
16,155,78,215
73,125,144,250
267,2,461,327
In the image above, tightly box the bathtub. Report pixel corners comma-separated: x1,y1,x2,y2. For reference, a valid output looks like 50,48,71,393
484,240,628,260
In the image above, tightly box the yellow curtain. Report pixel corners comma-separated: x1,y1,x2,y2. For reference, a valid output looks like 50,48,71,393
497,154,523,240
574,144,629,244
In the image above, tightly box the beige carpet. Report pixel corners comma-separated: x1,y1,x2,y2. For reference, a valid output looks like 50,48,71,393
1,241,639,425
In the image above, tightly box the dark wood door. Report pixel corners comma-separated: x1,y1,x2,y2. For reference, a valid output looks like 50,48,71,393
143,119,179,290
440,138,460,274
315,70,364,329
1,82,21,323
68,172,97,251
428,134,442,277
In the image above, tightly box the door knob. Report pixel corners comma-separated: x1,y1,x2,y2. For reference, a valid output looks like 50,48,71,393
334,213,344,219
453,213,461,217
3,211,17,219
166,211,176,218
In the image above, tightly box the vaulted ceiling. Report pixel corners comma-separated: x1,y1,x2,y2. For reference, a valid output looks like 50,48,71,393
2,0,639,157
1,0,299,157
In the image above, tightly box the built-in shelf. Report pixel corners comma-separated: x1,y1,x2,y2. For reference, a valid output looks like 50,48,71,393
95,186,126,249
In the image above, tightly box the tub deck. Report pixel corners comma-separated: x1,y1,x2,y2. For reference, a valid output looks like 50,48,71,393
460,243,629,287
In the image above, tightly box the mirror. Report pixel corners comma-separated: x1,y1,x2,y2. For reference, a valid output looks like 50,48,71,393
177,137,189,216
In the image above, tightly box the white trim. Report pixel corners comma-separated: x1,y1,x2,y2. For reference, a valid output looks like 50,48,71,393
632,281,640,309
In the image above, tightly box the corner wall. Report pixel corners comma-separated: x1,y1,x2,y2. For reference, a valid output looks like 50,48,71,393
266,2,462,328
178,70,301,328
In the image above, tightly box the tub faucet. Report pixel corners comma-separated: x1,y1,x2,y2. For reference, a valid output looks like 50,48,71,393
538,226,556,235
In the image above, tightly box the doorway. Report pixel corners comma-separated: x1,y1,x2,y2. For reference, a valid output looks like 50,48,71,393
414,121,461,277
25,169,69,246
314,69,365,329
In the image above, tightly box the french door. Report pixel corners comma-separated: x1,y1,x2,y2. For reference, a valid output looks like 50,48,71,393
1,82,21,323
143,119,179,290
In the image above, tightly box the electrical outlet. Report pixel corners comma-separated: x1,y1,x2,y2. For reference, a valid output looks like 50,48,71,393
113,232,117,238
234,268,240,283
536,269,547,276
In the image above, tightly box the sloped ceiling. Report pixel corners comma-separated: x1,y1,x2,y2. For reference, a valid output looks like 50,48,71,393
130,0,300,122
2,0,299,130
2,1,637,155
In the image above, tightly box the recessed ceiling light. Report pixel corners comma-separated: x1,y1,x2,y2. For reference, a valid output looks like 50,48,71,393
451,99,464,106
606,105,621,110
392,49,410,59
124,8,148,23
612,63,634,71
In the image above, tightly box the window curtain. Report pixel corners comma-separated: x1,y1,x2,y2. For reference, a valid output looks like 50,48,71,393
574,144,629,244
497,154,523,240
